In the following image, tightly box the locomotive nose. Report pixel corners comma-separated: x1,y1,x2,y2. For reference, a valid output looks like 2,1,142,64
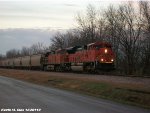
99,57,114,63
98,48,114,63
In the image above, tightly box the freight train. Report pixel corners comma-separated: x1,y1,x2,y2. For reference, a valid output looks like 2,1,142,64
0,41,115,72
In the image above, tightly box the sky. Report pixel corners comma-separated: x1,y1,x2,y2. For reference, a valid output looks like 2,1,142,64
0,0,127,55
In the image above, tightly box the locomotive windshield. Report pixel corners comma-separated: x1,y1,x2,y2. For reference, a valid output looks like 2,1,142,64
95,44,111,50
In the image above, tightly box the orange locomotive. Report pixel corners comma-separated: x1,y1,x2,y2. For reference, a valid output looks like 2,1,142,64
42,41,115,72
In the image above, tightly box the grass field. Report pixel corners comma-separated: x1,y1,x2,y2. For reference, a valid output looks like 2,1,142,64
46,77,150,109
0,69,150,109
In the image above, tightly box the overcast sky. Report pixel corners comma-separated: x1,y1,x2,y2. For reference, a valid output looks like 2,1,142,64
0,0,126,55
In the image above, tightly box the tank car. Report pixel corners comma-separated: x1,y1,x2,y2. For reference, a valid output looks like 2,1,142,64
30,54,42,70
0,60,3,68
21,56,30,69
14,57,22,69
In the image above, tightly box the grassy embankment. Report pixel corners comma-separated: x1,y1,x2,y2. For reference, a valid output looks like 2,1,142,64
46,78,150,109
0,69,150,109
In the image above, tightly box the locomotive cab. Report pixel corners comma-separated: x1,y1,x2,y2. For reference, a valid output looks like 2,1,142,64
95,42,114,63
87,42,115,71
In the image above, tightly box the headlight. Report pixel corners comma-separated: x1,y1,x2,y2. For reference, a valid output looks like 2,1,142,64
111,59,114,62
105,49,107,53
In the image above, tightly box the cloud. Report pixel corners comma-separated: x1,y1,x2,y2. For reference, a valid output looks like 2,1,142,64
0,28,60,55
63,3,79,7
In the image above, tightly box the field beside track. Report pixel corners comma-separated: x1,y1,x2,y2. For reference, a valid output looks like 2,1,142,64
0,68,150,109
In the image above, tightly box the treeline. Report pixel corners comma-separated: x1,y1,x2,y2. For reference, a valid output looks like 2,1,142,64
50,1,150,75
0,42,48,58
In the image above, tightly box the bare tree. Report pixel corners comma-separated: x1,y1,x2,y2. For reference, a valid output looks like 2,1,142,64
115,2,142,75
76,4,97,44
0,54,5,60
139,1,150,75
30,42,46,54
50,30,82,50
21,47,30,56
96,17,107,41
50,32,67,50
6,49,21,58
4,42,47,59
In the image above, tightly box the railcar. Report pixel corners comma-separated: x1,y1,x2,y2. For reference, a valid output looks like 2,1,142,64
8,58,14,69
21,56,30,69
3,59,9,68
0,60,6,68
13,57,21,69
0,60,2,67
30,54,42,70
